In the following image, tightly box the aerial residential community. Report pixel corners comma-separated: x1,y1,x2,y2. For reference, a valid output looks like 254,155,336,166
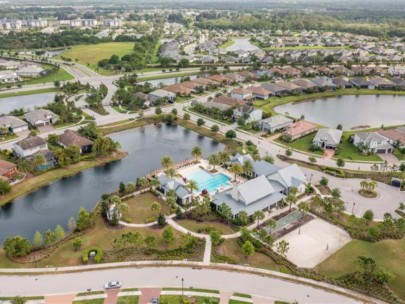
0,0,405,303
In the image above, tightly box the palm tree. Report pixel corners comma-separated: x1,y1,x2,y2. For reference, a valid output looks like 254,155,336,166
32,154,46,170
161,156,174,169
238,211,249,226
191,146,202,161
242,160,253,176
150,178,160,190
165,167,177,178
208,154,220,170
360,180,368,190
229,163,243,181
285,187,298,212
267,219,276,232
218,151,230,165
253,210,265,227
186,180,199,193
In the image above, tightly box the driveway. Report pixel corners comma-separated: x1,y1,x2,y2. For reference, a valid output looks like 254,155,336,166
139,288,161,304
302,168,403,220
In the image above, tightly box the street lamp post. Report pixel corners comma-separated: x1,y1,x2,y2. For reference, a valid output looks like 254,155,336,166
181,277,184,297
352,202,356,215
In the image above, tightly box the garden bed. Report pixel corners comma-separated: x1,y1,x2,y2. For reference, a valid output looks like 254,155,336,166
358,189,378,198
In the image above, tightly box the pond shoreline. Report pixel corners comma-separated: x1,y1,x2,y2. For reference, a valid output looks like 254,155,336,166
0,151,128,206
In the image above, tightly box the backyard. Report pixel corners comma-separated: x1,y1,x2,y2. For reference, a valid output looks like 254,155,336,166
124,192,173,224
316,239,405,301
176,219,238,235
274,133,323,156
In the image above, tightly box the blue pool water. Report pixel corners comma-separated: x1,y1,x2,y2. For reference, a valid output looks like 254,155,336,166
184,168,230,193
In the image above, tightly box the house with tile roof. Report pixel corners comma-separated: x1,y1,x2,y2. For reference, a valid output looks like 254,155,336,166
312,129,343,150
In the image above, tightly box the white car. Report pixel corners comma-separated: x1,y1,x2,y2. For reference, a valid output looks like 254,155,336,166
104,281,122,289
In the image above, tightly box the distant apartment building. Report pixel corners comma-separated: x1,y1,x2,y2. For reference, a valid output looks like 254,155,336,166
70,19,98,28
23,19,48,28
103,19,121,28
0,19,22,30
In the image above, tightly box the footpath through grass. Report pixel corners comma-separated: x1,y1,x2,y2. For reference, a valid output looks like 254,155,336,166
316,239,405,301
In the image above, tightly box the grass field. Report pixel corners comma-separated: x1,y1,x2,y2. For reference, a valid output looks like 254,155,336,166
124,192,172,223
24,67,74,85
117,296,139,304
316,239,405,301
0,87,59,98
219,39,235,49
57,42,135,74
176,219,237,234
160,295,219,304
73,300,104,304
337,134,382,162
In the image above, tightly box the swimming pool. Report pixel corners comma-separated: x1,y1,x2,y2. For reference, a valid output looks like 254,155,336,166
183,168,231,193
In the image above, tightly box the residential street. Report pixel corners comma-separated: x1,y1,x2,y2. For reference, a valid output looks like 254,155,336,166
0,266,362,303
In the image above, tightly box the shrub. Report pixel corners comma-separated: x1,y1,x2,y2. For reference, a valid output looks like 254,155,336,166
82,247,103,264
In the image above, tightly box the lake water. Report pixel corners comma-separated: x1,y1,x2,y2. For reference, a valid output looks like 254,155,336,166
0,92,56,115
274,95,405,130
227,38,260,52
0,125,224,242
138,75,197,87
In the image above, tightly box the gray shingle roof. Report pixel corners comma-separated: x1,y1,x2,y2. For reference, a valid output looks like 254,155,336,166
15,136,46,150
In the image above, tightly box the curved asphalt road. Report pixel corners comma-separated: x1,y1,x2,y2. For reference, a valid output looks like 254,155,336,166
0,267,361,303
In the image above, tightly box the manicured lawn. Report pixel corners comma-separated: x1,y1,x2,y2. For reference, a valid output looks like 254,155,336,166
23,67,74,85
160,295,219,304
73,300,104,304
219,39,235,49
0,133,18,143
393,149,405,161
117,296,139,304
124,192,172,224
316,239,405,301
213,239,288,273
0,88,60,98
176,219,238,234
336,135,382,162
262,45,349,51
229,300,251,304
57,42,135,74
275,133,323,156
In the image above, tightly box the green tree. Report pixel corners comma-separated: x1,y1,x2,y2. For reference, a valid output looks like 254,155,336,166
267,219,277,232
161,156,174,169
32,231,44,249
210,230,222,246
276,240,289,257
229,163,243,181
119,181,126,194
219,203,233,223
163,227,175,244
331,188,341,199
67,216,76,232
336,158,345,168
76,207,92,231
197,118,205,126
211,124,220,133
242,240,255,258
208,154,220,170
285,187,298,212
157,213,166,226
186,180,199,193
0,179,11,195
363,209,374,223
191,146,202,160
242,160,253,176
3,236,32,258
183,113,190,121
225,130,236,139
144,235,156,247
44,229,57,247
155,107,162,115
73,237,82,251
253,210,265,227
320,176,329,186
55,225,66,241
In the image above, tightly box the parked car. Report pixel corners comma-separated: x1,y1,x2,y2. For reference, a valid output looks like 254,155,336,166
104,281,122,289
150,297,159,304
